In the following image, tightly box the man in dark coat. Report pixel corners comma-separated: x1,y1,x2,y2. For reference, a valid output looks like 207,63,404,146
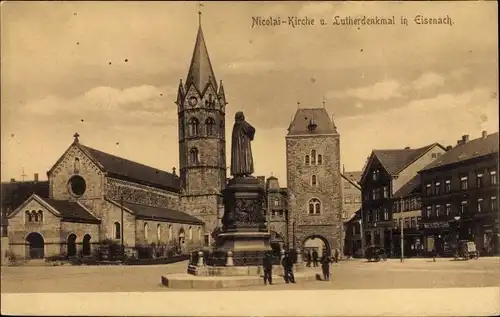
320,253,332,281
312,249,319,267
306,250,312,267
282,252,295,283
334,248,339,263
262,251,273,285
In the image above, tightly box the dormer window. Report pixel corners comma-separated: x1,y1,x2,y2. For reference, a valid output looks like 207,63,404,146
307,118,317,132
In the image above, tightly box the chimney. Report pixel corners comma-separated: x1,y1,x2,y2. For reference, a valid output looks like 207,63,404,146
404,146,410,150
172,167,176,176
446,145,453,151
482,131,487,139
456,140,462,146
462,134,469,144
10,178,15,182
34,173,39,182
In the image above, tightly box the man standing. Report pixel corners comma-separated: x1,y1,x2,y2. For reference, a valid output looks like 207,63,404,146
306,250,312,267
262,251,273,285
334,248,339,263
312,249,319,267
320,253,332,281
282,251,295,283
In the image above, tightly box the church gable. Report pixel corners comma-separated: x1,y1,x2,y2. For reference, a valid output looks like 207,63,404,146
49,143,104,201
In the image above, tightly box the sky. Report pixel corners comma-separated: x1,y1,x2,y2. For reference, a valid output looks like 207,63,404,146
1,1,498,186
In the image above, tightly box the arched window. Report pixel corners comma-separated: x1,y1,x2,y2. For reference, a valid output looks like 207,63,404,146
114,222,121,239
144,223,149,240
189,147,199,164
308,198,321,215
74,157,80,173
197,227,202,241
205,117,215,136
311,175,317,186
25,211,31,223
311,150,316,164
188,117,199,136
168,225,173,242
188,226,193,241
274,197,279,206
157,224,161,242
305,155,310,165
317,154,322,165
31,210,38,222
38,210,43,223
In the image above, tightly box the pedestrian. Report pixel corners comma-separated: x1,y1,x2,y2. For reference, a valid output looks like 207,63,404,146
262,251,273,285
306,250,312,267
320,253,332,281
312,249,319,267
432,246,437,262
334,248,339,263
281,251,296,283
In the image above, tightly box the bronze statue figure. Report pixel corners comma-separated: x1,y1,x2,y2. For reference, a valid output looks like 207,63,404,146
230,111,255,177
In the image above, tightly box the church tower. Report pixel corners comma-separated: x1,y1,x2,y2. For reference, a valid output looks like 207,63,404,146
176,20,227,240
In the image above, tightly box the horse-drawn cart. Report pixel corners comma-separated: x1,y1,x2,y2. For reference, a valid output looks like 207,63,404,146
454,240,479,260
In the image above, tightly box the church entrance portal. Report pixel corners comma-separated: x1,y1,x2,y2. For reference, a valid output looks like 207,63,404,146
26,232,45,259
67,234,77,257
82,234,91,256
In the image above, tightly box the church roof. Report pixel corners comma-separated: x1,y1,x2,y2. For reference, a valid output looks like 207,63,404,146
122,202,203,225
78,144,180,193
420,132,499,172
287,108,337,136
185,25,218,94
42,198,101,223
1,180,50,215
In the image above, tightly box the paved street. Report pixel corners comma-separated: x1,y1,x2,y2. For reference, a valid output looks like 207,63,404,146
1,257,499,293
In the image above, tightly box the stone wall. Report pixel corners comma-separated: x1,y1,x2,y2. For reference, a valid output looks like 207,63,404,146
8,198,62,258
180,195,220,234
286,135,343,253
60,221,100,255
105,178,179,210
135,219,204,253
97,199,136,247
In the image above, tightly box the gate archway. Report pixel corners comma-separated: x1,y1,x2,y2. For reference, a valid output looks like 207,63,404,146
82,234,91,256
303,235,330,257
26,232,45,259
270,230,285,256
67,233,77,257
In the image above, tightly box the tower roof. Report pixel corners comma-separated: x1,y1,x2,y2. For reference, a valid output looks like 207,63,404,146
287,108,337,136
185,25,218,93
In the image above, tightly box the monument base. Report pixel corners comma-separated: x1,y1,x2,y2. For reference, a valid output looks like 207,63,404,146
188,263,306,277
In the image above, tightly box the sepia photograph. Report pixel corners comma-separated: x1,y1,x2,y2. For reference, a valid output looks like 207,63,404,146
1,1,499,316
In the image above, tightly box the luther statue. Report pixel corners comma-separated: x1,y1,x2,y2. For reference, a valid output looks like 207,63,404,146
230,111,255,177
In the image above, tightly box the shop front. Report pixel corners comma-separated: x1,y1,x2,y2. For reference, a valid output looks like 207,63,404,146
392,228,424,257
421,221,453,257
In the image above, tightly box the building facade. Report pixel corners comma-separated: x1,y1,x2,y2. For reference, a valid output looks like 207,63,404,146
419,132,499,256
265,176,289,252
341,169,362,255
177,24,227,242
286,107,342,255
360,143,446,254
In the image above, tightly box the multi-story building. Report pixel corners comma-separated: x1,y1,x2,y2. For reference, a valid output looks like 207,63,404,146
419,132,499,256
360,143,446,253
391,174,424,257
265,176,289,252
286,107,342,256
341,169,362,255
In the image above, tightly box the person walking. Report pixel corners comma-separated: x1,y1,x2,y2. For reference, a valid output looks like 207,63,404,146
282,251,296,283
262,251,273,285
320,253,332,281
306,250,312,267
334,248,339,263
312,249,319,267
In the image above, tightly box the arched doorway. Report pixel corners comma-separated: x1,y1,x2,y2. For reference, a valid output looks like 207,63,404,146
67,233,77,257
82,234,91,256
303,235,330,258
270,231,285,256
178,228,186,254
26,232,44,259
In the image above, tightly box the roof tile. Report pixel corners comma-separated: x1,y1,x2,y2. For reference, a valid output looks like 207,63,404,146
287,108,337,136
122,202,203,225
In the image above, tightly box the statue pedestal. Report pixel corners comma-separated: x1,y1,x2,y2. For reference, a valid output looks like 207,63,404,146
216,176,271,265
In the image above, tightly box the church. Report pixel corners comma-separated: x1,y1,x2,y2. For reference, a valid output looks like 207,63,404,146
5,18,344,261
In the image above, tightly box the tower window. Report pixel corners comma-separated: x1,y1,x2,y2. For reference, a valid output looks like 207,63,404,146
311,175,317,186
205,117,215,136
190,148,199,164
305,155,310,165
308,198,321,214
73,158,80,173
188,117,199,136
311,150,316,164
317,154,322,165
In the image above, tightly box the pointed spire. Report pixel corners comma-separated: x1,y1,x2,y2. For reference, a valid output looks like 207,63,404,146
218,80,225,96
185,23,218,94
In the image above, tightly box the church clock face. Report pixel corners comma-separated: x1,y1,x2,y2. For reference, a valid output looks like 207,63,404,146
188,96,198,107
